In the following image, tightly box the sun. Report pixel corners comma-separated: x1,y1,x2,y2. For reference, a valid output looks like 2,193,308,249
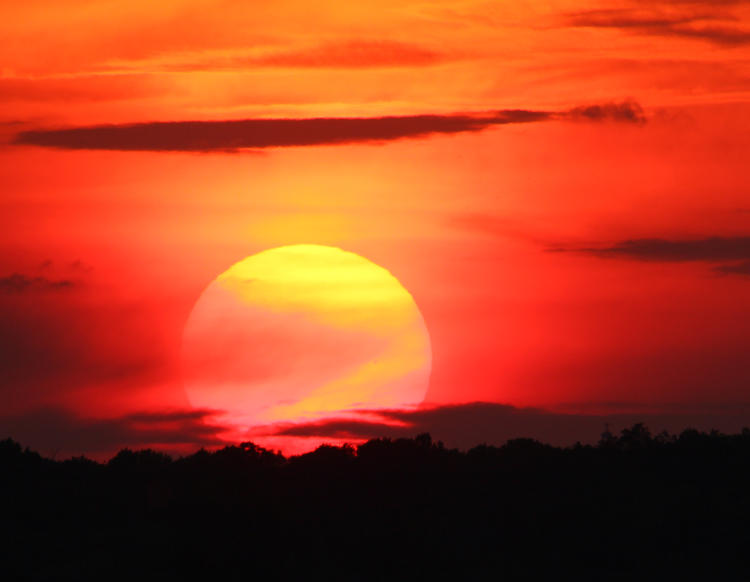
181,244,432,435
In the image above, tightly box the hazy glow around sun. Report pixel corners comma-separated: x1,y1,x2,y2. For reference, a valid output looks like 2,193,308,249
182,244,432,430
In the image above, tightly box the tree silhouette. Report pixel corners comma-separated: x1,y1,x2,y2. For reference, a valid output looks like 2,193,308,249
2,425,750,580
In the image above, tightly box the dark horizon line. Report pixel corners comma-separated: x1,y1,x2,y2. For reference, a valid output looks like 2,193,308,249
4,421,749,464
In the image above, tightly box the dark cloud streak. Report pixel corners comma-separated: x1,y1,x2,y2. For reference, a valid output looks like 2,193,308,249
125,409,223,423
715,260,750,276
13,102,644,152
0,408,228,456
550,236,750,280
567,99,646,123
13,111,549,152
553,236,750,262
263,402,750,450
566,6,750,46
0,273,76,293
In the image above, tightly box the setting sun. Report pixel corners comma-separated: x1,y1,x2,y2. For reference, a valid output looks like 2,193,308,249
181,244,431,437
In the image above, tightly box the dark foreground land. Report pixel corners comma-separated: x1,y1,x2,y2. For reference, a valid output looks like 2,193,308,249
2,425,750,580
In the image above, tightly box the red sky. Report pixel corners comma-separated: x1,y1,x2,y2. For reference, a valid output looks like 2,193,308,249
2,0,750,457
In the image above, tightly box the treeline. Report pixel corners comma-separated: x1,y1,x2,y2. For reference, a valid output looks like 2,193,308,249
3,424,750,580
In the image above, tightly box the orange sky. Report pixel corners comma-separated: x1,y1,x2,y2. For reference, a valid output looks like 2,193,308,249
2,0,750,456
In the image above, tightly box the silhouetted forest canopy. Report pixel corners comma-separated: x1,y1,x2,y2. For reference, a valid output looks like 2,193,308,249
3,424,750,579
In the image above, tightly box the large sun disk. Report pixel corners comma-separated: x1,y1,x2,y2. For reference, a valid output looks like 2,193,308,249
181,244,432,430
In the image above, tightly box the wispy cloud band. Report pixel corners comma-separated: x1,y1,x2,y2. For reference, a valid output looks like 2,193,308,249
13,101,645,152
551,236,750,278
0,274,76,293
554,236,750,262
566,4,750,46
255,401,750,450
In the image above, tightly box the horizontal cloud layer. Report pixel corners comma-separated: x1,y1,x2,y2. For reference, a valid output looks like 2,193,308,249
715,260,750,276
0,407,227,457
257,401,750,450
556,236,750,261
6,402,750,457
251,39,445,69
552,236,750,279
566,4,750,46
0,273,76,293
100,40,450,75
13,102,644,152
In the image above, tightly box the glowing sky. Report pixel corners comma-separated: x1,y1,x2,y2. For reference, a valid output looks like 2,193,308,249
2,0,750,456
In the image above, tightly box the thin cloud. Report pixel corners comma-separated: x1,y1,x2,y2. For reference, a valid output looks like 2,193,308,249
13,102,644,152
552,236,750,262
567,9,695,30
260,403,605,448
0,407,229,456
12,111,550,152
715,260,750,276
125,409,223,423
566,6,750,46
0,273,76,293
102,40,450,74
260,402,750,450
553,400,750,414
666,25,750,46
252,40,446,68
567,99,646,124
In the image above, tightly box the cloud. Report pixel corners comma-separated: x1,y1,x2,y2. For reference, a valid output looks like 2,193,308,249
12,102,645,152
100,40,450,75
260,402,750,450
12,111,549,152
566,5,750,46
550,236,750,279
250,40,445,68
6,402,750,457
662,25,750,46
0,273,76,293
567,99,646,124
567,9,696,31
0,407,228,457
268,403,611,449
552,236,750,262
124,409,222,423
715,260,750,276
